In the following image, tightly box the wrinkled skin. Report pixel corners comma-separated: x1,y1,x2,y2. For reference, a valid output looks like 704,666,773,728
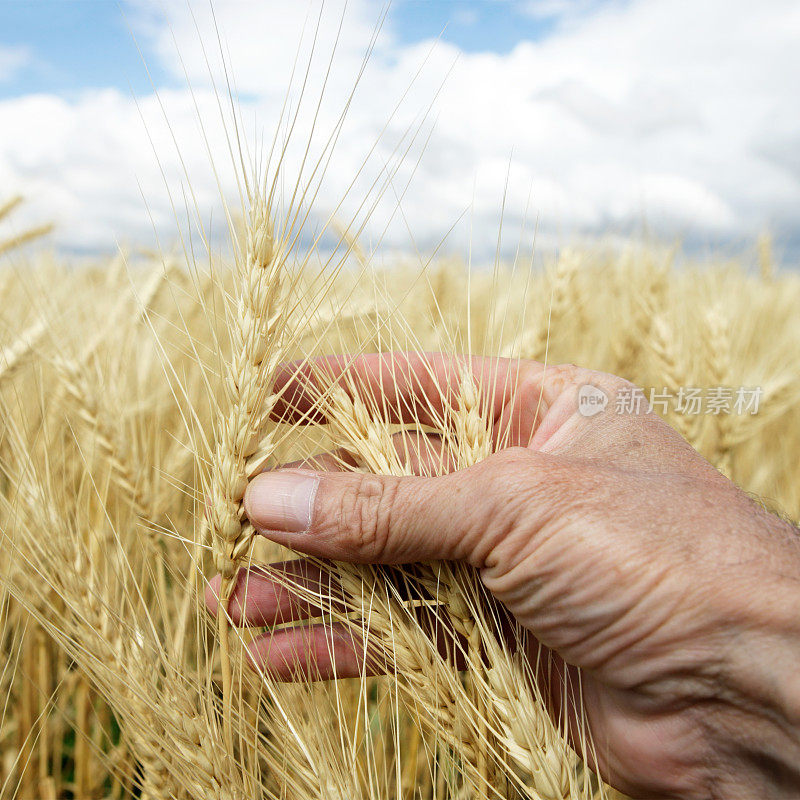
207,354,800,799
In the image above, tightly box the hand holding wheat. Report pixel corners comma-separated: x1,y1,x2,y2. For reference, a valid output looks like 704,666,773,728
207,353,800,800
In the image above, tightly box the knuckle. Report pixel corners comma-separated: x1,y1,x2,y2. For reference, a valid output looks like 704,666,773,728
520,360,632,399
336,475,396,561
552,362,628,392
550,362,583,381
545,362,588,391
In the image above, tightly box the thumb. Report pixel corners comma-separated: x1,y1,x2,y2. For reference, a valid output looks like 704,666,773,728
244,451,533,565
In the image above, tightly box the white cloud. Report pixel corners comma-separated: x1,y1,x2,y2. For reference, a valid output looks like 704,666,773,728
0,45,30,84
2,0,800,260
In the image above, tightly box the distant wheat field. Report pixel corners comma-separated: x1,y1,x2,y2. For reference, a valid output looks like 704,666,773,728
1,188,799,800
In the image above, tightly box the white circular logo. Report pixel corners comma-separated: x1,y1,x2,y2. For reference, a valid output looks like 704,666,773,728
577,384,608,417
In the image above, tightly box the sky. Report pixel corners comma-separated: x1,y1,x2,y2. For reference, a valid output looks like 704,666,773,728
0,0,799,263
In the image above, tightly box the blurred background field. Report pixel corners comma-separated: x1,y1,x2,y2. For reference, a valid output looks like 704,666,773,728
1,199,799,797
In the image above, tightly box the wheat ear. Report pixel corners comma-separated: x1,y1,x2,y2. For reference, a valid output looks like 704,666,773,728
0,317,47,387
647,313,698,445
0,195,23,223
447,367,579,798
613,258,668,377
0,224,55,257
505,249,577,361
316,378,506,791
319,367,581,797
704,304,734,476
208,193,288,750
450,370,496,794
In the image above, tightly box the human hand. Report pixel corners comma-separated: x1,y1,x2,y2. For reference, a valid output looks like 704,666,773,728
206,353,800,799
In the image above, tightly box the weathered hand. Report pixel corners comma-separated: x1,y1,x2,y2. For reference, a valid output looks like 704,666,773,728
207,353,800,799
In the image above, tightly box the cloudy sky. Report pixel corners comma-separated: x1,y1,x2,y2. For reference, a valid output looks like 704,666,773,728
1,0,799,263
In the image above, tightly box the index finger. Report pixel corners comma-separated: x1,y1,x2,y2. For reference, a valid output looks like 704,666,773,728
271,351,527,429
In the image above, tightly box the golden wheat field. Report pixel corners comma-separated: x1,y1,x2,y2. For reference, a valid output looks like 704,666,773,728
1,172,799,800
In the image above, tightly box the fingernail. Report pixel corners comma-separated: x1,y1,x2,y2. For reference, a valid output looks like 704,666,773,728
244,470,319,533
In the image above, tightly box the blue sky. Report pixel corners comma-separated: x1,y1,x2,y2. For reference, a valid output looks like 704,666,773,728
0,1,566,99
0,1,167,97
1,0,798,260
391,0,558,52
